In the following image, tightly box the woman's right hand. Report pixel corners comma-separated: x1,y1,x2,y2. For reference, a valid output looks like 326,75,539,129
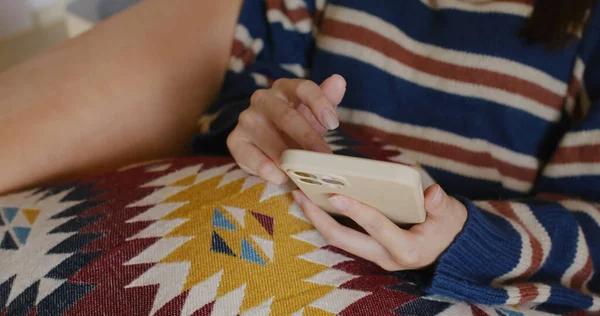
227,75,347,184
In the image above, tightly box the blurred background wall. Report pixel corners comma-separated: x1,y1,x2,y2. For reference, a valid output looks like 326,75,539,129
0,0,140,71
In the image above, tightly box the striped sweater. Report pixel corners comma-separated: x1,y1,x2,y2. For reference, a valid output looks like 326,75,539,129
192,0,600,312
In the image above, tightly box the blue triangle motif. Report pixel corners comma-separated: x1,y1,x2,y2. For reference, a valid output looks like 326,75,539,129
241,238,266,265
12,227,31,245
498,308,525,316
210,231,235,257
212,208,236,230
2,207,18,223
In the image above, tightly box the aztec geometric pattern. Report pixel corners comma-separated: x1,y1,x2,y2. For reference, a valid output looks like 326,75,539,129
0,132,587,315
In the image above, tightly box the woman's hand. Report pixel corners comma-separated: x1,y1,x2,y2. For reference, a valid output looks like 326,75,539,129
292,184,468,271
227,75,346,184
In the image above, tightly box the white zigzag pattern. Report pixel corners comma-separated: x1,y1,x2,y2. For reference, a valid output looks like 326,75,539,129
0,189,85,305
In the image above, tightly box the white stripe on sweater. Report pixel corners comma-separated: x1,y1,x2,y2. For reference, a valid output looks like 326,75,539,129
235,24,253,46
503,283,552,306
318,36,561,121
475,201,534,284
574,58,586,81
417,0,532,17
511,203,552,268
561,227,591,289
284,0,307,10
251,73,270,87
325,5,566,96
560,200,600,232
562,130,600,147
281,63,307,78
591,297,600,313
267,10,312,33
544,163,600,178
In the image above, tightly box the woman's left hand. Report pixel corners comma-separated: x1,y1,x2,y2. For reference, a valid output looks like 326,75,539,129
291,184,468,271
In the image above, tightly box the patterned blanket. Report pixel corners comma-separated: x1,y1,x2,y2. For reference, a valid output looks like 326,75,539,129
0,130,586,315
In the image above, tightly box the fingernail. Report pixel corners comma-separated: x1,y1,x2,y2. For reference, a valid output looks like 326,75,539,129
332,74,346,89
273,171,288,184
329,195,348,210
321,108,339,130
430,185,444,208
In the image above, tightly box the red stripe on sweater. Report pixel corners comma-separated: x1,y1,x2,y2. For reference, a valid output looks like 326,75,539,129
231,39,257,65
551,144,600,164
569,76,582,97
516,283,540,304
571,254,594,290
267,0,311,23
231,39,245,57
349,124,538,183
490,202,544,279
320,19,563,110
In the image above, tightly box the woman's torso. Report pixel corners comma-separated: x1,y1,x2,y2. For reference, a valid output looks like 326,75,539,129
309,0,585,199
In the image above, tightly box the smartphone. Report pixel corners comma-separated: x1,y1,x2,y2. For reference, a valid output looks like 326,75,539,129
281,149,426,224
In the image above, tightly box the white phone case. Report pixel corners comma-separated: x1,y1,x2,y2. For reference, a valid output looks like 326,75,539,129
281,149,426,224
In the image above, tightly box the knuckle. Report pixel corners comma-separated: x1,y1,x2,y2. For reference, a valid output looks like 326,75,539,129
256,158,273,173
312,94,330,109
250,89,269,109
281,106,301,125
301,129,322,146
226,132,236,149
271,78,287,89
378,260,401,272
398,247,420,267
322,230,342,248
296,79,319,96
238,110,256,128
238,164,256,176
362,214,383,232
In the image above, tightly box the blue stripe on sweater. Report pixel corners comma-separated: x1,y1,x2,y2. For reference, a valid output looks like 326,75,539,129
527,201,579,285
312,49,551,158
423,167,524,199
574,212,600,294
327,0,576,80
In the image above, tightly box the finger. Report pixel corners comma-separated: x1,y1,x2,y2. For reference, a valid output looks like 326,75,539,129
423,184,457,219
417,184,468,238
328,195,420,266
320,74,346,107
292,190,402,271
274,79,340,130
297,104,328,135
251,90,331,153
238,110,288,165
227,130,287,184
296,75,347,135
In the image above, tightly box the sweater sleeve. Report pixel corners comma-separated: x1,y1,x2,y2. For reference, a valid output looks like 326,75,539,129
191,0,325,155
427,19,600,314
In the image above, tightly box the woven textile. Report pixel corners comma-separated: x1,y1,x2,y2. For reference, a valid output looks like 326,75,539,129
0,130,587,315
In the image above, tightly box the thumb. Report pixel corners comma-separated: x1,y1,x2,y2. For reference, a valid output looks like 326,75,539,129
320,74,346,107
424,184,452,218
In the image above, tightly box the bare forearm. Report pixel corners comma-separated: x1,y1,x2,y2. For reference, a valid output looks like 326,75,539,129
0,0,241,193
